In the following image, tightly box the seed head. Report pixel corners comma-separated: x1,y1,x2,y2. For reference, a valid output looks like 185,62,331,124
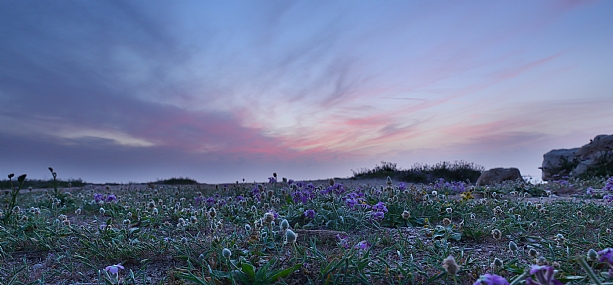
446,207,453,214
401,210,411,220
491,229,502,240
442,255,459,275
263,212,275,224
442,218,451,226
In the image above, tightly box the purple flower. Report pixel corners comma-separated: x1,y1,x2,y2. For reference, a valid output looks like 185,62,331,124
604,194,613,203
372,202,388,213
304,209,316,219
371,211,385,220
605,178,613,192
251,185,261,196
345,198,358,208
397,182,407,191
205,197,216,207
526,265,563,285
473,274,509,285
94,193,104,203
586,187,594,195
268,177,277,184
104,263,124,276
336,234,349,249
354,240,371,250
106,194,117,203
452,181,466,193
287,179,294,185
599,248,613,264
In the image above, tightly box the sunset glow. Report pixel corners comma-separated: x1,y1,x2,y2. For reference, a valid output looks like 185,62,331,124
1,0,612,183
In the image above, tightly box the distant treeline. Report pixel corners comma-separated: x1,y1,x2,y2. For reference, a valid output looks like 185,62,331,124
0,178,87,190
351,161,484,183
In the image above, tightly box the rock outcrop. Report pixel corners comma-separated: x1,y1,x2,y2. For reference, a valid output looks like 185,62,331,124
541,134,613,181
476,167,523,185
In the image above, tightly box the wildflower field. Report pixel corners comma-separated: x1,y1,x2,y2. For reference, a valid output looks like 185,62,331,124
2,168,613,285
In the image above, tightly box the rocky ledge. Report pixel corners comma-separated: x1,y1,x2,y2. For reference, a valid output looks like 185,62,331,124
541,134,613,181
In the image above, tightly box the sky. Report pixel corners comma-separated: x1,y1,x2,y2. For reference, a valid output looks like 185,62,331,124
1,1,612,184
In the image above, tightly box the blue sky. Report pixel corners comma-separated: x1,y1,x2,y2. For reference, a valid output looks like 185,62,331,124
1,0,612,183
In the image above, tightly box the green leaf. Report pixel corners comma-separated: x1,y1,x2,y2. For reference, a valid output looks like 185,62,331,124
270,264,302,281
449,232,462,242
557,275,586,282
241,262,256,278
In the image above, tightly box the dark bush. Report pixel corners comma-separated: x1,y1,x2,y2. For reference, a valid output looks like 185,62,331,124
352,160,484,183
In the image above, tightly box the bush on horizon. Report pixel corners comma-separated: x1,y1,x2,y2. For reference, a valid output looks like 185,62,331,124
151,176,199,185
352,160,484,183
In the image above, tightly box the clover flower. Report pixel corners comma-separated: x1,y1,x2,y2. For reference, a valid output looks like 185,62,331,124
473,273,509,285
525,264,562,285
104,263,124,277
401,210,411,219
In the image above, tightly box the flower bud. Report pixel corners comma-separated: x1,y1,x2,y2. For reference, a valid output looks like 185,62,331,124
285,229,297,244
588,248,598,261
280,219,290,231
509,241,518,252
222,248,232,259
